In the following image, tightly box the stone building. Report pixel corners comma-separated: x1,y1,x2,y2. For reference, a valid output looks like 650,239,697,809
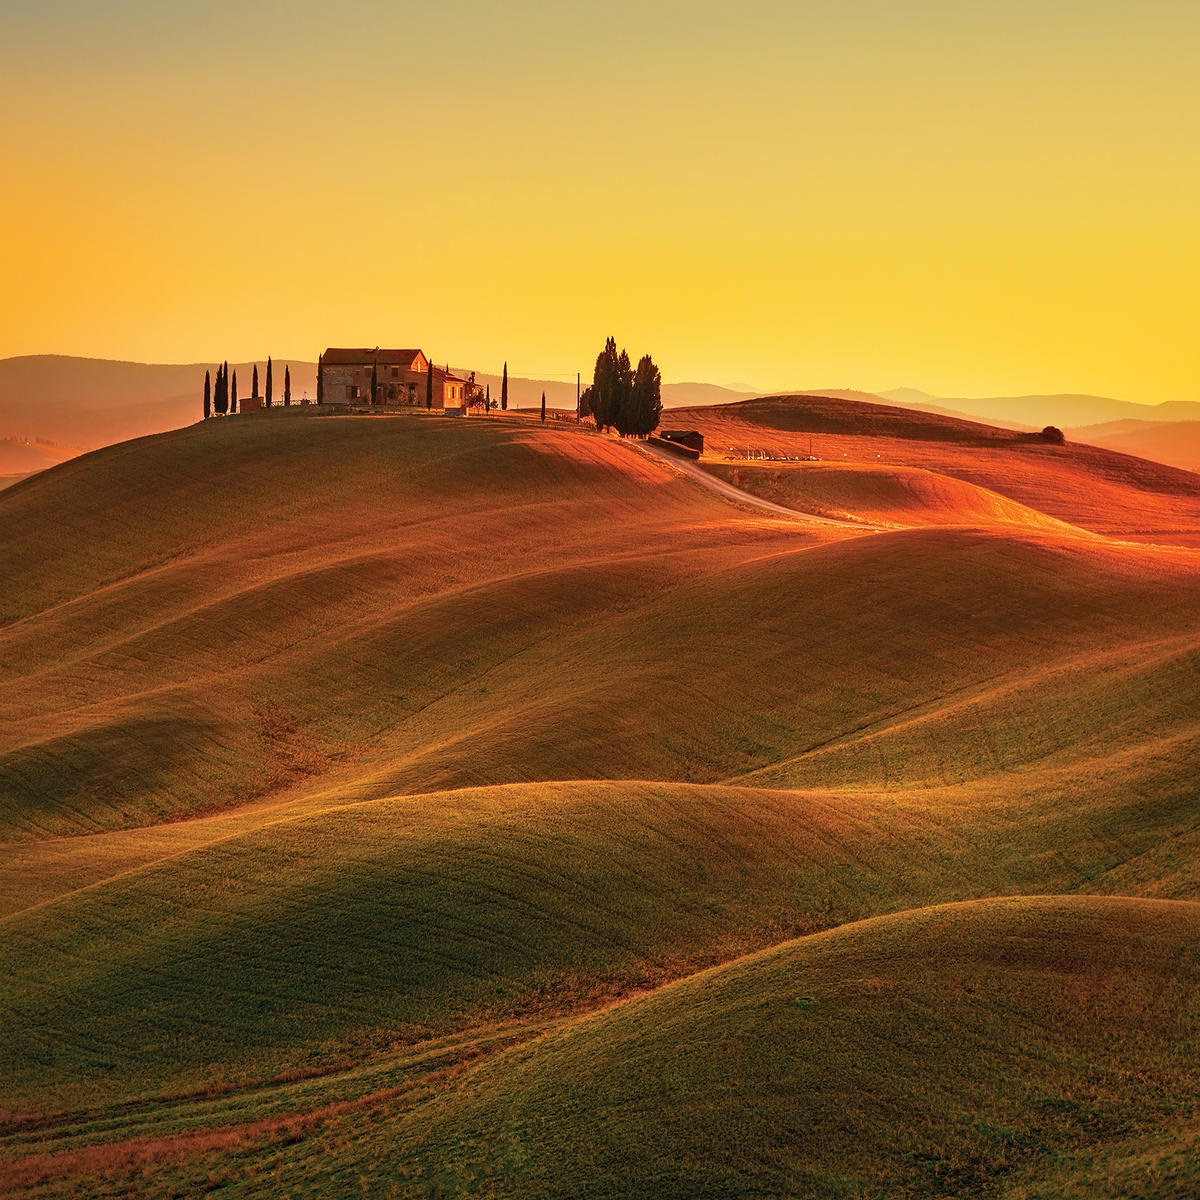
318,348,472,410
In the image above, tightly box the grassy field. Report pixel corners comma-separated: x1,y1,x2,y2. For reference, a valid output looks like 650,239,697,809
2,401,1199,1196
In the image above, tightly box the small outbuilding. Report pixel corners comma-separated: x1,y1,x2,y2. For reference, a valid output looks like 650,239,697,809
660,430,704,454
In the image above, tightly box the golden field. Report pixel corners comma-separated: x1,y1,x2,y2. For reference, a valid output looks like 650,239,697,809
2,399,1199,1197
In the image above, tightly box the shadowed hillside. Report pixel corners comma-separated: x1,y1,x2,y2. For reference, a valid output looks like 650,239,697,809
2,402,1199,1197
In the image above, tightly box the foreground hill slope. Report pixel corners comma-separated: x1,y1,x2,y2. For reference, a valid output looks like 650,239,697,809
3,402,1200,1197
6,896,1197,1197
397,896,1200,1200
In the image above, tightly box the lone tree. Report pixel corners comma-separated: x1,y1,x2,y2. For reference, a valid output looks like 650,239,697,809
426,362,433,408
252,364,259,400
284,365,291,406
540,391,546,422
265,357,273,408
1041,425,1065,445
231,370,238,415
501,361,508,411
203,370,211,420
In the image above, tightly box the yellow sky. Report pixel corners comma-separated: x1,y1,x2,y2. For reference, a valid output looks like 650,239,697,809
2,1,1198,403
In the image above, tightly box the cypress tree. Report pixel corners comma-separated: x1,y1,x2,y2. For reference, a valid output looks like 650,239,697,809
371,357,378,405
265,356,273,408
591,337,619,431
630,354,663,437
426,361,433,408
203,370,211,420
486,384,490,410
613,349,634,435
284,365,291,406
215,362,228,415
231,370,238,415
317,354,324,405
252,364,259,399
501,362,508,411
540,391,546,422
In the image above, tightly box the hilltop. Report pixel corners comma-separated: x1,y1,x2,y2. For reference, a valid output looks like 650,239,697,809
2,401,1199,1196
0,356,752,462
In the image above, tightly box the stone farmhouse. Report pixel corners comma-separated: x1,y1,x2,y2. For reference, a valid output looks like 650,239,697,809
318,348,476,410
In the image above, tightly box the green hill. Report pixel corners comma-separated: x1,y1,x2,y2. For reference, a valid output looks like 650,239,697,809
2,401,1199,1196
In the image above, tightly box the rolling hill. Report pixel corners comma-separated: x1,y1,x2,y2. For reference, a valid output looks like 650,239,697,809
2,400,1199,1197
673,392,1200,543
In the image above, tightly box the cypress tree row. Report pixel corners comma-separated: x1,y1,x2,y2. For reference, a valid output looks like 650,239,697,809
501,361,508,411
203,370,211,420
265,357,273,408
284,365,291,406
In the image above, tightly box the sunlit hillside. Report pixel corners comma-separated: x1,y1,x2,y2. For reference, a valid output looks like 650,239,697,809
2,402,1199,1197
676,393,1200,543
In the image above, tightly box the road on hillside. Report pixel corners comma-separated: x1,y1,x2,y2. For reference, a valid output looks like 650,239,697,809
634,439,873,529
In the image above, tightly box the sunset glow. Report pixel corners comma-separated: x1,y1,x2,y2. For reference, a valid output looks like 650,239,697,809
3,0,1198,402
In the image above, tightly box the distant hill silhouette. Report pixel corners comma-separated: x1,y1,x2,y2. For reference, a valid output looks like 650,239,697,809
1068,419,1200,474
0,435,77,475
882,387,1200,429
0,355,318,450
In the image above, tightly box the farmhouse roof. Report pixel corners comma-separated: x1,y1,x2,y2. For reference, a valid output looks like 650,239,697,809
321,348,426,367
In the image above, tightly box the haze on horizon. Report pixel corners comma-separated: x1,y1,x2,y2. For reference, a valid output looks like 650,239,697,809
2,0,1198,405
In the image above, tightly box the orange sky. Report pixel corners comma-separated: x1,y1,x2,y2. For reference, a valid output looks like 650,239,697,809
2,1,1198,404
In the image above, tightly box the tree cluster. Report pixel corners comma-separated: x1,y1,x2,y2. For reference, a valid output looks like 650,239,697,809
579,337,661,437
204,357,290,419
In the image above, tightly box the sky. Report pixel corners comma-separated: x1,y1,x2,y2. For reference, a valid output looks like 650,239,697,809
2,0,1198,403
